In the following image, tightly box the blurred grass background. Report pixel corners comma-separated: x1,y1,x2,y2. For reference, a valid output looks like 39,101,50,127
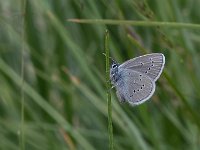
1,0,200,149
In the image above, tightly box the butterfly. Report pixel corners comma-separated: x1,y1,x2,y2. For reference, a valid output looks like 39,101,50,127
110,53,165,106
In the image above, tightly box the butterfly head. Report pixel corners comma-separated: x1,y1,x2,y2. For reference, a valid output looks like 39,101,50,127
110,60,119,83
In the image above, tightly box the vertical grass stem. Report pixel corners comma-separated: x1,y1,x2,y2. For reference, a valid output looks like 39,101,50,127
105,30,114,150
20,0,26,149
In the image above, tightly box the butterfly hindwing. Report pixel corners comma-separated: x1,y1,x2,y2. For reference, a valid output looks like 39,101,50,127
115,69,155,106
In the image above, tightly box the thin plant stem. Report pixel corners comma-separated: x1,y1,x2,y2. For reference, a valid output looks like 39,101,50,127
104,30,114,150
20,0,26,149
68,19,200,29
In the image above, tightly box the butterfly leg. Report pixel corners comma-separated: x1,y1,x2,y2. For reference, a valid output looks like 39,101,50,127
106,78,111,83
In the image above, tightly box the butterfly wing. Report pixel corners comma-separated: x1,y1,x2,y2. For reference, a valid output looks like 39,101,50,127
119,53,165,81
115,69,155,106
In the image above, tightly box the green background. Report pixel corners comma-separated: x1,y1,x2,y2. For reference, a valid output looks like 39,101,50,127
0,0,200,149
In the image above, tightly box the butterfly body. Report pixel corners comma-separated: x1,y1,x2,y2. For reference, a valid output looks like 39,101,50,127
110,53,165,106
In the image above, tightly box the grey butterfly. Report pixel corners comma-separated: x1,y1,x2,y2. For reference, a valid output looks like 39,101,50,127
110,53,165,106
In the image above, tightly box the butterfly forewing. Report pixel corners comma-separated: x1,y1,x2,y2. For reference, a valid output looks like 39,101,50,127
119,53,165,81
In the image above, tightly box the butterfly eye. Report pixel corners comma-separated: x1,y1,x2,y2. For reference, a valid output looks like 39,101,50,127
112,64,117,68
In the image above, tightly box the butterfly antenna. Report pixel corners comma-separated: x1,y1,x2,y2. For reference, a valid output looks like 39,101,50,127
102,53,116,64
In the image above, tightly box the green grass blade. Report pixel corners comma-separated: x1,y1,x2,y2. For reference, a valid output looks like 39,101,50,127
68,19,200,29
104,30,114,150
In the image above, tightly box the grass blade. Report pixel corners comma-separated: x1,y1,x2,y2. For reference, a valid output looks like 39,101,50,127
68,19,200,29
104,30,114,150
